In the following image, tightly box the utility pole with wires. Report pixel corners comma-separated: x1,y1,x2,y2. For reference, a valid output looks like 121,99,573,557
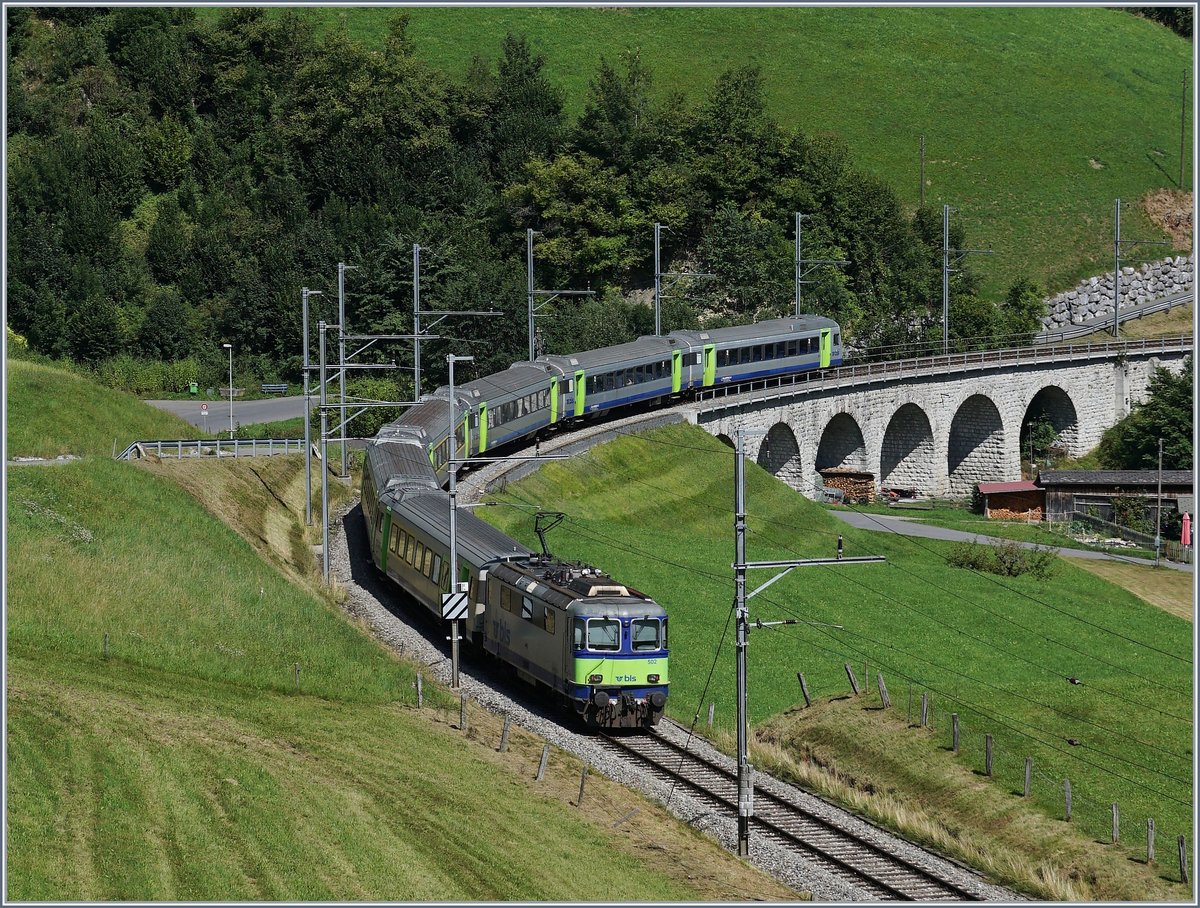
794,212,849,319
1111,199,1169,338
653,223,714,335
527,228,595,360
942,205,993,354
412,243,496,399
301,288,323,526
1155,437,1164,567
731,428,885,856
337,262,359,479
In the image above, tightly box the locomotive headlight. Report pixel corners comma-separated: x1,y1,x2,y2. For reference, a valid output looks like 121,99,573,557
647,674,660,683
589,673,604,684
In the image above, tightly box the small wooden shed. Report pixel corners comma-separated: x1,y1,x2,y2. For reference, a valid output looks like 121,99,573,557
978,480,1044,521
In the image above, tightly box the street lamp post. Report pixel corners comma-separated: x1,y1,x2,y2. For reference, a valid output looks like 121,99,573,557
222,343,234,437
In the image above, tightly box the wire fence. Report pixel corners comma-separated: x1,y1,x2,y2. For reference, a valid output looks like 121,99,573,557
865,676,1193,883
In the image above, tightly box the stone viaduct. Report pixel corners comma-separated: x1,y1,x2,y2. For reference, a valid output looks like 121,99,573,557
686,338,1191,499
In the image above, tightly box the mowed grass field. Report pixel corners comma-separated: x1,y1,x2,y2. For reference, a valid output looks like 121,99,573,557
252,5,1193,298
5,361,793,901
481,424,1194,899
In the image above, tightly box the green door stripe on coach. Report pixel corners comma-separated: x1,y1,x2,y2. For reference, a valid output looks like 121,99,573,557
478,402,488,452
574,369,586,417
819,329,831,368
702,344,716,386
671,349,682,393
550,376,559,422
380,511,392,572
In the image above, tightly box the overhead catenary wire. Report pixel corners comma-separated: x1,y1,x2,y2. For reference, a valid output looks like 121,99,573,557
490,490,1192,802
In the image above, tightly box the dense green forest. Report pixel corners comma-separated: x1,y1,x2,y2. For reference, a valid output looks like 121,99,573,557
7,8,1059,393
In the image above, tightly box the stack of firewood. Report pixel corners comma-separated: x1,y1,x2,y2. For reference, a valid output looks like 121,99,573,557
820,470,876,504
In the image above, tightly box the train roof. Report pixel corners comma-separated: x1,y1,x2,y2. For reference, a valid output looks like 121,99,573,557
539,335,677,372
490,559,666,616
460,361,553,397
387,490,533,565
670,315,839,345
365,433,440,490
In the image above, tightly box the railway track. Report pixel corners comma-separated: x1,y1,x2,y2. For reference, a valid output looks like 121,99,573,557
599,729,982,901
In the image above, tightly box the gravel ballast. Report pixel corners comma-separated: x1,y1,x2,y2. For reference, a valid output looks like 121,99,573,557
326,480,1017,901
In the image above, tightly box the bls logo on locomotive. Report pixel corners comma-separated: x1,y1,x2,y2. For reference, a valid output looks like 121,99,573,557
490,618,512,646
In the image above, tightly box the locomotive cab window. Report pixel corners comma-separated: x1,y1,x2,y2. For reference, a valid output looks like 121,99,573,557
587,619,620,652
632,619,661,652
573,618,586,650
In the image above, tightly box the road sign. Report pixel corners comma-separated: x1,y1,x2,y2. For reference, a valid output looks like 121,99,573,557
201,403,208,413
441,590,469,620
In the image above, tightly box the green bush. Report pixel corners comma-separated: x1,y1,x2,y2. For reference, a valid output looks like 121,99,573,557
946,540,1058,579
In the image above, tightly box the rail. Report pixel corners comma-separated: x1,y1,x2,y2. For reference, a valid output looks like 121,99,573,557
695,334,1193,416
116,437,308,461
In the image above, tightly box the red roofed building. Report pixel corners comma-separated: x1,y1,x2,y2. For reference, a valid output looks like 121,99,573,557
977,480,1044,521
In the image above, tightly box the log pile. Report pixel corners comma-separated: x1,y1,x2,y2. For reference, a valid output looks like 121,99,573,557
987,506,1042,522
820,470,876,504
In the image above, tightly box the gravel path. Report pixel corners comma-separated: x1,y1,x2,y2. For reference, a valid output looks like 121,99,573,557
325,487,1017,901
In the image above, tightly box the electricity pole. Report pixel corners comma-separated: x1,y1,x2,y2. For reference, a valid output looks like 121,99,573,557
794,212,849,319
942,205,992,354
731,429,884,856
1155,437,1163,567
527,228,594,360
447,353,472,689
301,288,322,526
1111,199,1168,338
412,243,495,400
337,262,358,478
653,223,713,335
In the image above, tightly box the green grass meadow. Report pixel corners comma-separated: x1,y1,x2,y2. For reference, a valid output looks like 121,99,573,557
5,361,787,900
247,5,1193,297
7,359,199,458
481,425,1194,860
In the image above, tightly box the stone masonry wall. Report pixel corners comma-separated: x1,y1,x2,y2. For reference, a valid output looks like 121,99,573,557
1040,255,1193,331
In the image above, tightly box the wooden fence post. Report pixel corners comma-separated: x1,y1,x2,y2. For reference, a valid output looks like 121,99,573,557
1024,757,1032,798
797,673,811,708
844,663,860,695
459,692,468,732
864,662,869,688
535,744,550,782
1148,818,1156,864
417,673,424,708
1064,778,1072,821
1111,803,1119,844
985,734,993,776
876,672,891,709
707,703,715,728
577,763,589,807
1178,835,1188,884
293,663,300,692
499,715,512,753
952,714,959,752
920,692,929,727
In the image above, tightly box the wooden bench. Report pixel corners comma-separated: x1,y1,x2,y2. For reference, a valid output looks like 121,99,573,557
261,383,289,395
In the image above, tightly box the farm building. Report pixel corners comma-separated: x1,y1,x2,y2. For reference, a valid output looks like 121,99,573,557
1037,470,1194,523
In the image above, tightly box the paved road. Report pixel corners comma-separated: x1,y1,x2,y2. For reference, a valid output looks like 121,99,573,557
830,509,1194,572
147,395,308,429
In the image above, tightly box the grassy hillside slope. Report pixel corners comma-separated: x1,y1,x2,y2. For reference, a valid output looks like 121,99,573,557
481,424,1193,899
5,363,791,901
7,359,198,458
283,6,1191,297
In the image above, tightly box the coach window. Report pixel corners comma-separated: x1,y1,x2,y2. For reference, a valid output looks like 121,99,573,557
422,548,433,576
431,554,442,583
632,619,661,652
544,608,555,634
587,619,620,652
521,597,533,621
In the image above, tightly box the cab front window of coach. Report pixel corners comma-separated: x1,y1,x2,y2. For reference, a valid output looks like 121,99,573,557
632,618,661,652
587,619,620,652
573,618,585,650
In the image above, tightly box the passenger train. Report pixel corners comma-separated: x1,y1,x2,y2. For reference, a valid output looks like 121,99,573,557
360,315,842,728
